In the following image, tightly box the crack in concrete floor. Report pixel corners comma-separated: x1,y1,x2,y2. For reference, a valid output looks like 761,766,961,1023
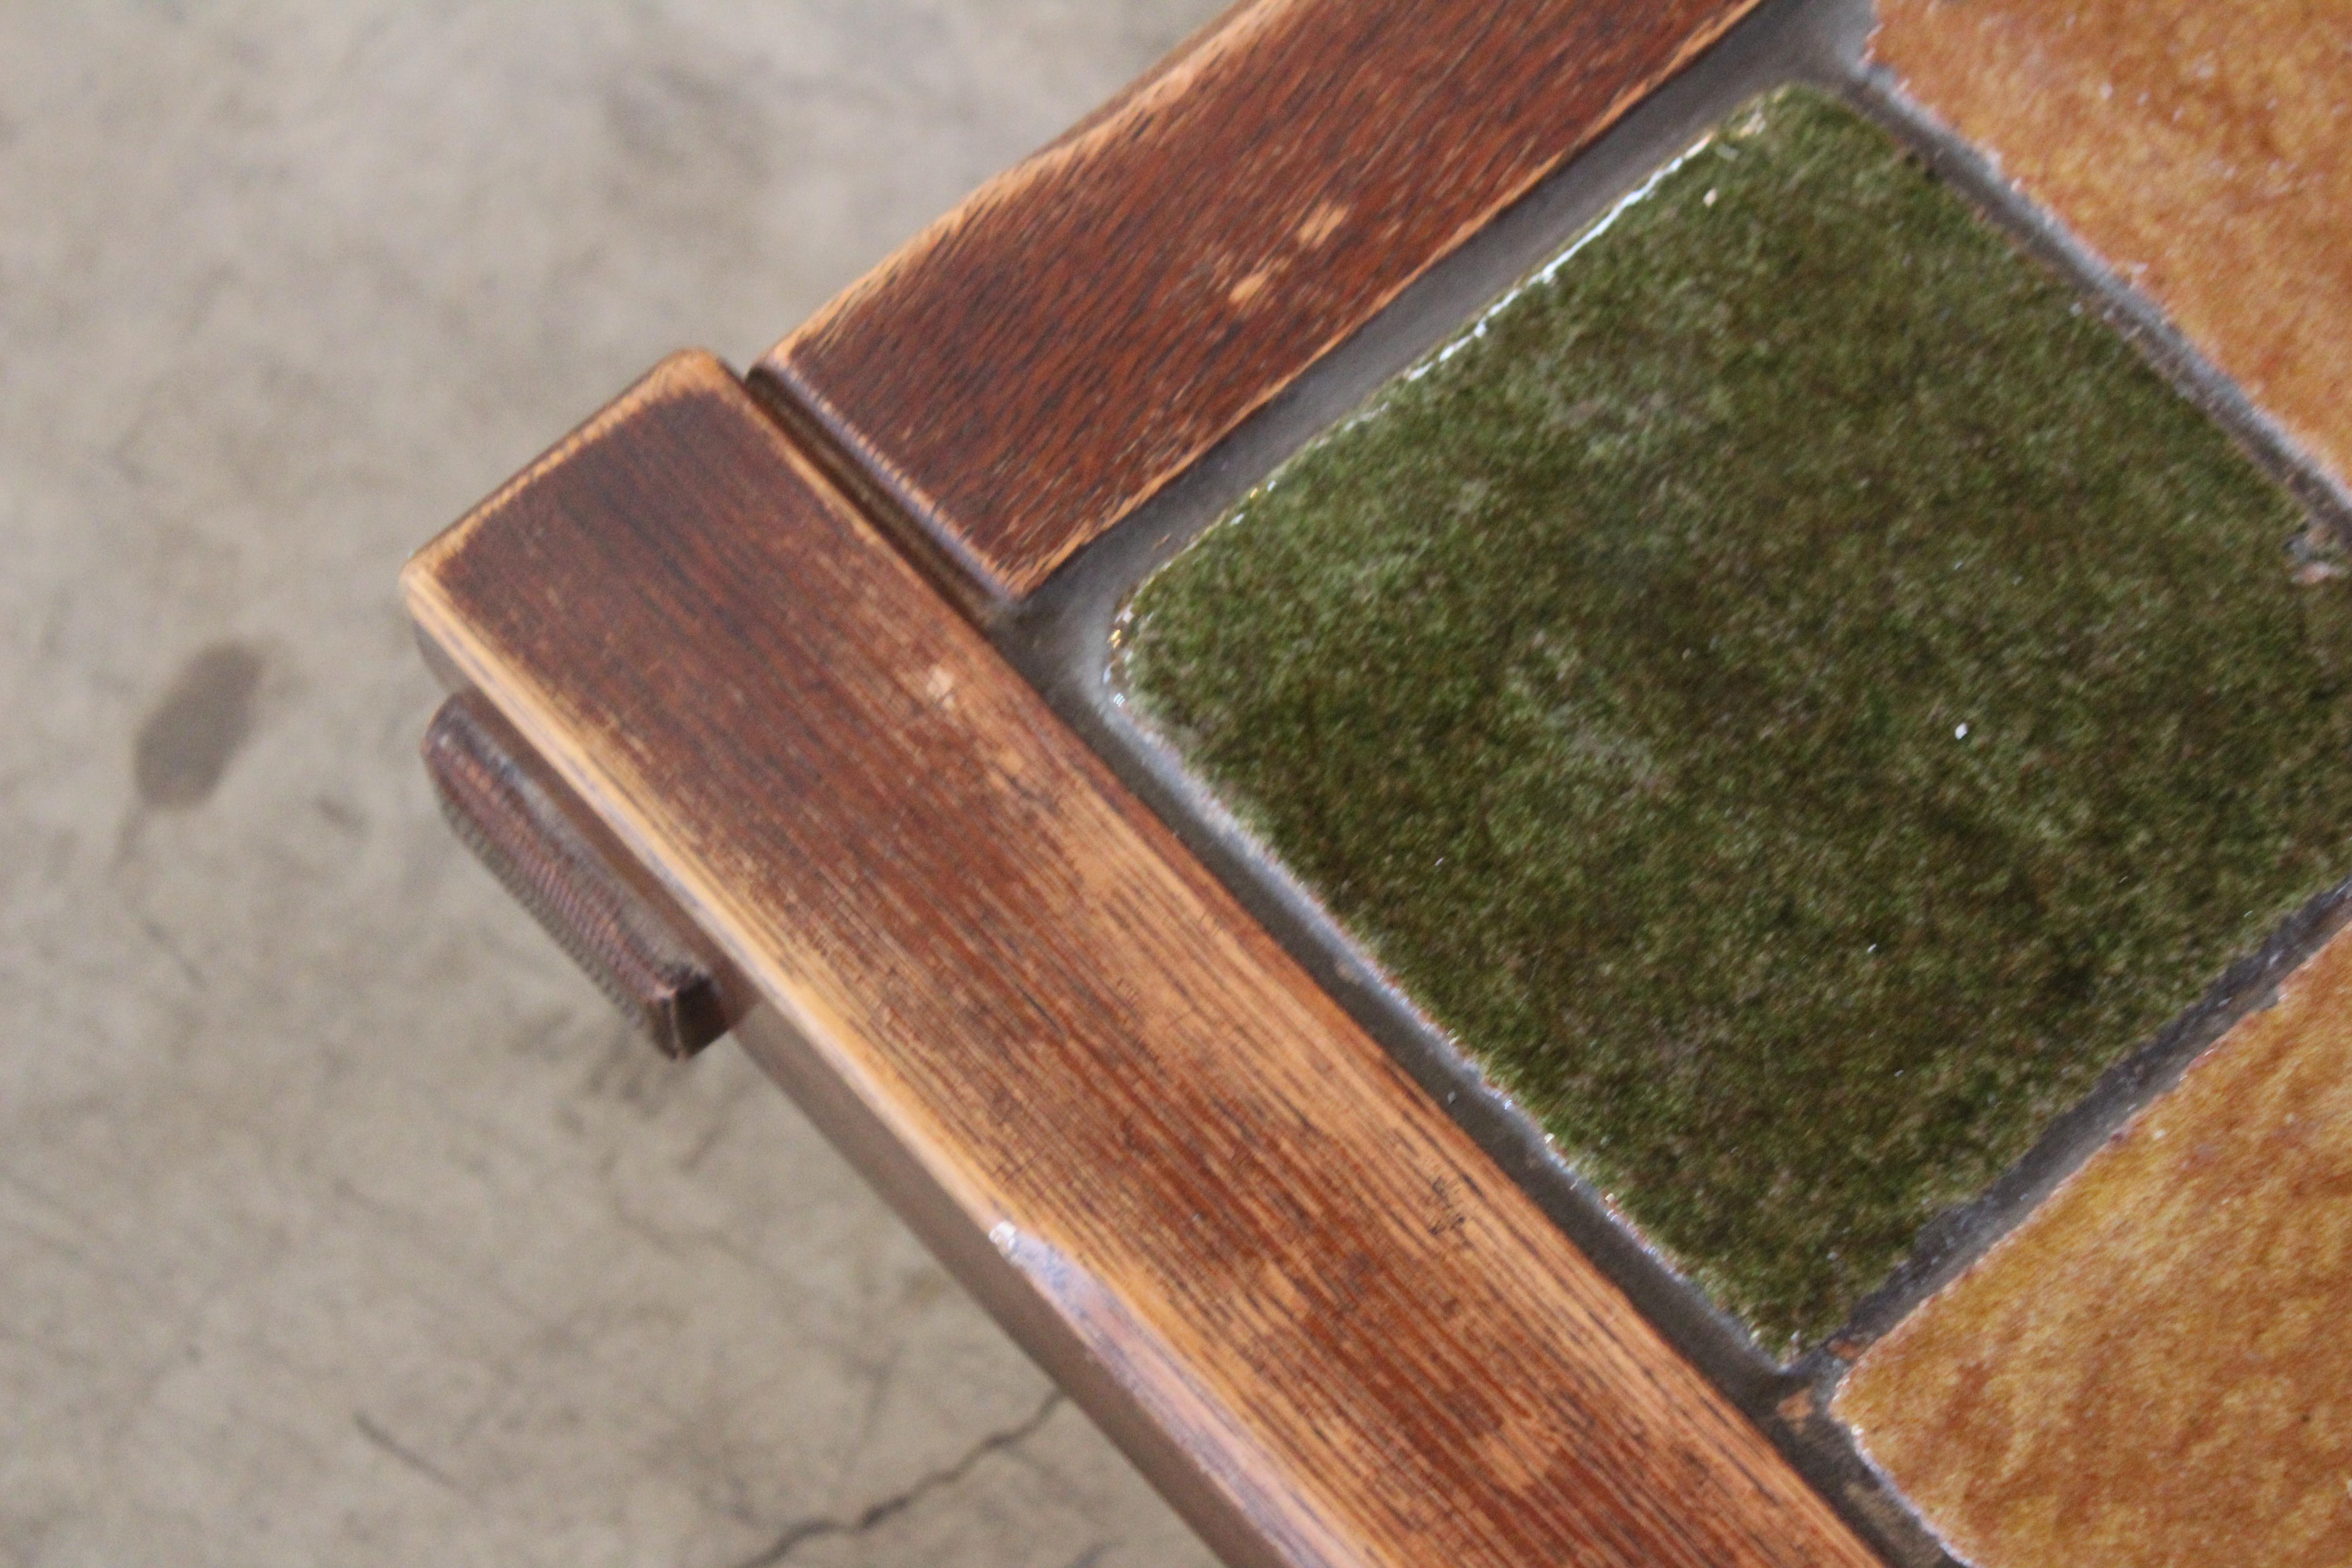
729,1392,1066,1568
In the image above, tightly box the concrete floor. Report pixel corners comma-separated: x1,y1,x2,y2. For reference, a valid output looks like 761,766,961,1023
0,5,1226,1565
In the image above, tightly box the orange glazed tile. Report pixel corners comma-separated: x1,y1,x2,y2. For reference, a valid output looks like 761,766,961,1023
1834,922,2352,1567
1872,0,2352,497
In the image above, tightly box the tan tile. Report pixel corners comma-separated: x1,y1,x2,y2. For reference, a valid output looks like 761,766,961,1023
1835,921,2352,1567
1873,0,2352,497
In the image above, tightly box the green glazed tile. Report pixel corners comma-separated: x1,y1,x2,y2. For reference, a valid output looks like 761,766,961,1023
1121,87,2352,1351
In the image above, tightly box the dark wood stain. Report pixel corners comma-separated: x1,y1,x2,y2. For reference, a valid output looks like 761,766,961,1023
404,353,1881,1568
757,0,1764,602
422,691,745,1058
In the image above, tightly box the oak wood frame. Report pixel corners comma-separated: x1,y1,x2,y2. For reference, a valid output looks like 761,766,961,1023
404,4,1902,1565
407,353,1877,1568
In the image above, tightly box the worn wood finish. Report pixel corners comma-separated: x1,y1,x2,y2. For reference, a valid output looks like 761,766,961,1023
404,353,1881,1568
757,0,1764,602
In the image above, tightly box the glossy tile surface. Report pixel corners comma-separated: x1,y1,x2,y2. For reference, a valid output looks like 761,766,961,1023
1837,921,2352,1568
1874,0,2352,497
1122,88,2349,1350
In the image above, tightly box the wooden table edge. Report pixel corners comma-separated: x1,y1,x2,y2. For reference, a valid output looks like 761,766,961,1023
401,351,1883,1568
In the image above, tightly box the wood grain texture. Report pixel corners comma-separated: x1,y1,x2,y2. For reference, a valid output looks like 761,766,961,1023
1835,918,2352,1568
1873,0,2352,500
756,0,1763,602
403,353,1880,1568
423,691,744,1058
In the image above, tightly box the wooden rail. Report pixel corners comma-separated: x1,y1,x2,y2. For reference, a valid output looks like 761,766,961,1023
759,0,1764,601
404,353,1880,1568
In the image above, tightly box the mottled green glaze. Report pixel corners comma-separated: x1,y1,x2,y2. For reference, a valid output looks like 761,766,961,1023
1122,88,2352,1352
